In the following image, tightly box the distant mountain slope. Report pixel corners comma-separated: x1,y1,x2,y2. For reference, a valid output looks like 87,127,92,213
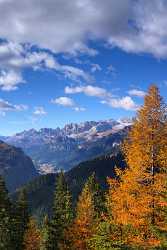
13,152,125,218
3,119,131,172
0,140,38,191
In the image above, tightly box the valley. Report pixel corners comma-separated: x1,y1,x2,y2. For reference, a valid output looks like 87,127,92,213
1,118,131,173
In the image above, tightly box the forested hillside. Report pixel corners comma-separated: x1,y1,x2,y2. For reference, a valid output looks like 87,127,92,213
13,152,125,219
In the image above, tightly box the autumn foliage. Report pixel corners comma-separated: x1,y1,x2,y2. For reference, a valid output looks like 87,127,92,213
106,85,167,248
23,218,41,250
0,84,167,250
66,176,96,250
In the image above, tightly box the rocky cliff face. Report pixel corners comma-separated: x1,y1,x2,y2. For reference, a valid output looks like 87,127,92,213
0,140,38,191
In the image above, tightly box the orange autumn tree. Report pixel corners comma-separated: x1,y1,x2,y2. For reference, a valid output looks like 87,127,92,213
23,218,41,250
67,176,96,250
107,85,167,248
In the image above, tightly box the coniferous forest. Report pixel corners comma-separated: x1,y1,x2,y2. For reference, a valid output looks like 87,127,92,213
1,85,167,249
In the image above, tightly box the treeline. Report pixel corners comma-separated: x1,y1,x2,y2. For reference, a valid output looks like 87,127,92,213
1,85,167,250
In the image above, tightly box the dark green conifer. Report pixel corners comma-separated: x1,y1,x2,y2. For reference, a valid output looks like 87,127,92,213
14,188,29,250
87,173,105,218
46,172,73,250
40,215,49,250
0,176,13,250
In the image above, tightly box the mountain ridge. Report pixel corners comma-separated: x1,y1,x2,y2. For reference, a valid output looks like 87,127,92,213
0,140,38,191
1,118,131,172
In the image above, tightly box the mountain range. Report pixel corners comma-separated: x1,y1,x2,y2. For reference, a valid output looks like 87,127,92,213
2,118,131,173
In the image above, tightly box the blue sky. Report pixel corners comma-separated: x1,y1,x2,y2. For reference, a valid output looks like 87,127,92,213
0,0,167,135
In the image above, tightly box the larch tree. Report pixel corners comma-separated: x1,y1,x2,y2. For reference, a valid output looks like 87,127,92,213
67,175,97,250
23,218,41,250
107,85,167,248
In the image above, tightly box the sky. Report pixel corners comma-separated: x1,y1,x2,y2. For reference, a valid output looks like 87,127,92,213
0,0,167,135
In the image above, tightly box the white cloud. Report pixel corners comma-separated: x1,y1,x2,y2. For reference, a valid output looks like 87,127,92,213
33,106,47,116
108,0,167,58
51,96,85,112
128,89,146,97
0,1,166,92
14,104,28,111
74,107,86,112
9,51,58,69
51,97,75,107
101,96,138,111
0,0,131,54
0,0,166,58
59,65,92,83
0,41,92,91
0,70,25,91
65,84,138,111
0,99,28,115
65,85,110,98
0,1,166,96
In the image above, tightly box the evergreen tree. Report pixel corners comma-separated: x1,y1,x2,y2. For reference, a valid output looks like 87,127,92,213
14,189,29,250
24,218,41,250
87,173,106,218
0,176,13,250
46,172,73,250
88,221,126,250
40,215,49,250
106,85,167,248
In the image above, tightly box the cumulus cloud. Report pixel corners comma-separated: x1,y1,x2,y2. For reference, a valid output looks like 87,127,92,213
51,96,85,112
65,84,138,111
0,41,92,91
108,0,167,58
33,106,47,116
0,99,28,115
0,0,166,92
0,70,25,91
0,0,166,58
101,96,138,111
65,85,110,98
128,89,146,97
9,51,57,69
0,0,131,54
51,97,75,107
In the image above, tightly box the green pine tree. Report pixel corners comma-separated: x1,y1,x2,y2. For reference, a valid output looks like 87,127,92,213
40,215,49,250
13,188,29,250
0,176,13,250
45,172,73,250
88,221,115,250
86,173,106,218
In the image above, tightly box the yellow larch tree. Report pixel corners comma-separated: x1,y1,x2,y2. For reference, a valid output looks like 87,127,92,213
106,85,167,248
66,178,96,250
23,218,41,250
